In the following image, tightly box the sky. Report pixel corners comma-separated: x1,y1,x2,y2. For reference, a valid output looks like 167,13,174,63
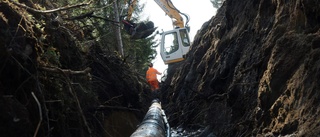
138,0,217,80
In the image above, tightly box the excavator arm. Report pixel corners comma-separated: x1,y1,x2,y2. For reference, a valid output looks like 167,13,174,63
154,0,187,28
126,0,137,21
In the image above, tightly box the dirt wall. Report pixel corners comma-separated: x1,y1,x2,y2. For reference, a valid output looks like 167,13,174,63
161,0,320,136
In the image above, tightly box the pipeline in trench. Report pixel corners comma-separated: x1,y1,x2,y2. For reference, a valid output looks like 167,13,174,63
103,101,211,137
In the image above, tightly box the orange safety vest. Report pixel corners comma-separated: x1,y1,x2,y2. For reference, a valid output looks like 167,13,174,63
146,67,160,82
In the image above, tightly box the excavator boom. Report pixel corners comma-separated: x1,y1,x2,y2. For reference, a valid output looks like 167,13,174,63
126,0,137,21
154,0,185,28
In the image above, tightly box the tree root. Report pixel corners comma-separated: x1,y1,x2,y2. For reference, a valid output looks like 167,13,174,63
39,66,91,78
31,92,42,137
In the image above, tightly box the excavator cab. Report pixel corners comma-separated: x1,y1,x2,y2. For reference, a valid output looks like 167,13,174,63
160,28,190,64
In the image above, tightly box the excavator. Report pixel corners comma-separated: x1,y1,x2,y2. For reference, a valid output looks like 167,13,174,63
122,0,191,64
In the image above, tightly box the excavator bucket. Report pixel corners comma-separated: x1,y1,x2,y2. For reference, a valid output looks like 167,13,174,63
122,21,157,39
131,21,157,39
131,27,157,39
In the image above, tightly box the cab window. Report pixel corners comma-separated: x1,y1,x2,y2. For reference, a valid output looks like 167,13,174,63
179,29,190,47
163,32,179,55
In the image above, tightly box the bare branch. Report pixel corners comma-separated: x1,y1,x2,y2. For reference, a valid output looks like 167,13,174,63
56,68,92,135
39,66,91,75
64,11,94,20
31,92,42,137
89,15,119,23
103,95,123,104
9,0,93,13
63,12,119,24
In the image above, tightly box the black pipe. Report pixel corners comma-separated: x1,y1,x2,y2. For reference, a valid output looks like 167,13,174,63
130,99,169,137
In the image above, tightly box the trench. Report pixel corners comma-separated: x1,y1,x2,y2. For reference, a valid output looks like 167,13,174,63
104,111,140,137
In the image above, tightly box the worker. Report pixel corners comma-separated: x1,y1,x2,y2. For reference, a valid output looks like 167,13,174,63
146,63,162,92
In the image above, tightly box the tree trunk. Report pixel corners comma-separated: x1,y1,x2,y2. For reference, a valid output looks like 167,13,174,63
113,0,124,56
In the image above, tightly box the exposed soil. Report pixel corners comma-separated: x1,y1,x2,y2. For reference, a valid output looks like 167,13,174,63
0,1,151,137
161,0,320,136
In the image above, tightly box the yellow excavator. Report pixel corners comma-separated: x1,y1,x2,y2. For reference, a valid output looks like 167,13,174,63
122,0,191,64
